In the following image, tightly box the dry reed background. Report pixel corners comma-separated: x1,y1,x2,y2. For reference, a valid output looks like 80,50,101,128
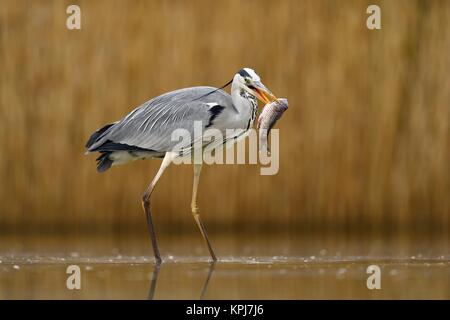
0,0,449,236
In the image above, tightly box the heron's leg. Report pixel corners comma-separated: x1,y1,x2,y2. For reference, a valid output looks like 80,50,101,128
191,164,217,261
142,152,176,263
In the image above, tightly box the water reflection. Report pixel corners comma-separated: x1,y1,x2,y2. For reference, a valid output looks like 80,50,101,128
148,261,216,300
148,262,161,300
199,262,216,300
0,233,448,299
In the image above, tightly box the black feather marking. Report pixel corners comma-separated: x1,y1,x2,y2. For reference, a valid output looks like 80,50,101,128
206,105,225,128
86,123,115,149
238,69,251,78
192,79,233,101
91,140,155,153
246,118,251,130
96,152,113,173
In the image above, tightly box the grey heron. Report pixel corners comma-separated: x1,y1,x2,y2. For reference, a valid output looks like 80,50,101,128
85,68,277,263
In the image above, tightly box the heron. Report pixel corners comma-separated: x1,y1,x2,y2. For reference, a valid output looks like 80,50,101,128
85,68,277,263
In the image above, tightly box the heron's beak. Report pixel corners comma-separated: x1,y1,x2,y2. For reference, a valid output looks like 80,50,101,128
250,81,277,105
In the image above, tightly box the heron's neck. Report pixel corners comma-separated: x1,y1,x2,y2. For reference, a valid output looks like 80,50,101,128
231,82,257,116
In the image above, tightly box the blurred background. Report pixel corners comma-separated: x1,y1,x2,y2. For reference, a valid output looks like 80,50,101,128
0,0,449,300
1,0,448,236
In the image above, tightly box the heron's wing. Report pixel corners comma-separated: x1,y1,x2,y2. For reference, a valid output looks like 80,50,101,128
87,87,234,153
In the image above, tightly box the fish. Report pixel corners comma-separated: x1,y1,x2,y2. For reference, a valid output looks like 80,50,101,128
257,98,288,153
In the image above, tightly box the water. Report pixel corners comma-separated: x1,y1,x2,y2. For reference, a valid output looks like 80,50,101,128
0,233,448,299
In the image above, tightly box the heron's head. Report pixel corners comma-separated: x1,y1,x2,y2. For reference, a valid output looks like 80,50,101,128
234,68,277,104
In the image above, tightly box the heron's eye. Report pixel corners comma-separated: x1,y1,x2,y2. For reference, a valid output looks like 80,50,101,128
245,78,251,84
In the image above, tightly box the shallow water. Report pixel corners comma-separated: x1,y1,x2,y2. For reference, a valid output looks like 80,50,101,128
0,233,448,299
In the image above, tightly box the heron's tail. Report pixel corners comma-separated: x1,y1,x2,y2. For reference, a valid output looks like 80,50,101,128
85,122,116,150
96,152,113,173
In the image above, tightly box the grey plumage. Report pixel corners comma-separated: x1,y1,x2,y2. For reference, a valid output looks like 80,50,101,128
86,86,253,172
